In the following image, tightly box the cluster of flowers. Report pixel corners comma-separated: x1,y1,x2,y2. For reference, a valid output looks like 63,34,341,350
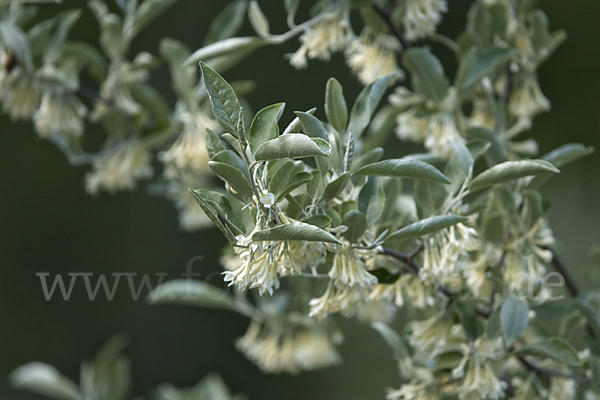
4,1,600,400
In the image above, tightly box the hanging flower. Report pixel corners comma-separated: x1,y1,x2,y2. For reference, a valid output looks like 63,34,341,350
289,11,352,69
386,380,441,400
0,72,39,121
403,0,448,41
509,74,550,118
85,140,153,194
346,30,403,85
34,90,86,138
409,312,457,357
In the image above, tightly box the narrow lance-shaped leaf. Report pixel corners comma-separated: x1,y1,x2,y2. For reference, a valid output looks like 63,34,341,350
344,135,355,172
186,37,264,67
10,363,82,400
302,214,331,228
325,77,348,133
455,46,515,96
252,222,342,244
191,189,246,235
510,337,582,367
542,143,595,168
371,322,408,360
204,0,248,45
200,62,242,137
148,280,249,315
248,1,270,37
347,73,398,139
470,160,560,191
353,159,451,184
283,107,315,135
385,215,468,243
402,47,449,102
254,134,331,161
189,189,238,246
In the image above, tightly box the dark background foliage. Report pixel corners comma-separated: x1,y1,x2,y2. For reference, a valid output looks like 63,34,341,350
1,1,599,399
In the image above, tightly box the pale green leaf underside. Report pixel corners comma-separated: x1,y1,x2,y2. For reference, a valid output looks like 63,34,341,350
252,222,341,244
353,159,451,184
470,160,559,191
254,134,331,161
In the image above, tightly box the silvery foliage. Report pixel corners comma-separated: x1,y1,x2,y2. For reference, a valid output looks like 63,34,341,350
4,0,600,399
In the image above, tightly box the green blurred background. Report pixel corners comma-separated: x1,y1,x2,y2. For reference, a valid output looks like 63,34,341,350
1,1,599,399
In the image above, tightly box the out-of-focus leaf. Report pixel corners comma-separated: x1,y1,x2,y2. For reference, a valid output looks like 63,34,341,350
385,215,468,243
455,46,515,96
347,73,397,139
204,0,248,45
186,37,265,67
248,1,270,37
302,214,331,228
511,337,582,367
501,297,529,340
470,160,559,191
149,280,248,314
402,47,449,102
325,77,348,133
371,322,407,360
130,0,179,38
342,210,367,243
10,363,82,400
189,189,238,245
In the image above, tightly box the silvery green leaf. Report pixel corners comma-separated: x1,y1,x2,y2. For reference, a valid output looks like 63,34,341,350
189,189,238,245
44,9,82,65
204,0,248,46
248,1,270,37
284,0,300,25
208,161,254,198
191,189,246,235
99,13,126,60
159,38,195,99
249,103,285,154
347,73,397,139
456,301,484,340
366,178,385,226
62,42,108,78
282,107,315,135
415,173,446,218
402,47,449,102
384,215,468,243
254,134,331,161
501,297,529,340
511,337,582,367
10,363,82,400
295,111,328,140
542,143,595,168
466,139,491,161
221,133,244,156
444,141,474,195
205,128,226,159
344,135,355,172
342,210,367,243
466,126,508,165
81,335,131,400
130,0,179,38
128,82,170,127
470,160,560,191
302,214,331,228
212,149,249,180
149,280,248,314
322,172,351,202
350,147,384,172
363,105,401,150
201,62,242,137
371,322,407,360
185,37,265,67
276,171,312,200
353,159,451,184
325,78,348,133
252,222,342,244
295,111,330,175
0,22,33,73
268,160,302,196
455,46,515,97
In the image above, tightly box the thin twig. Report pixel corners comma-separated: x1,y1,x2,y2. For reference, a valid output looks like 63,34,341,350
547,249,580,298
380,246,420,273
371,3,412,53
517,356,590,386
